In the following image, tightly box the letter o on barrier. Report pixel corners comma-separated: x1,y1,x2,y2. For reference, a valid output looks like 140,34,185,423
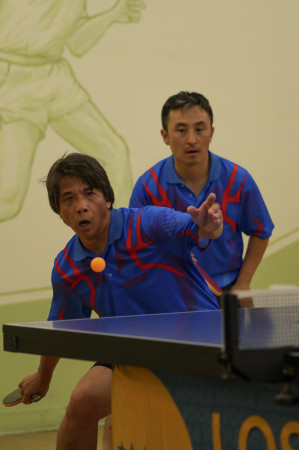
280,421,299,450
238,416,276,450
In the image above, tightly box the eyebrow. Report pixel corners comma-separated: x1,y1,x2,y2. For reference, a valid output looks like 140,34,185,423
175,120,207,128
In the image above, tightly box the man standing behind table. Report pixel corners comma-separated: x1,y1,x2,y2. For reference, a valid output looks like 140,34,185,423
129,91,274,296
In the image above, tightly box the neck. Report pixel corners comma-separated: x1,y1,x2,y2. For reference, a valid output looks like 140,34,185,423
174,158,210,198
84,235,108,255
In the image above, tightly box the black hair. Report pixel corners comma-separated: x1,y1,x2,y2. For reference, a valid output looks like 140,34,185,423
45,153,114,213
161,91,213,130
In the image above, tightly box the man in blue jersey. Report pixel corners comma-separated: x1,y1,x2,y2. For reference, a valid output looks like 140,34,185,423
18,153,222,450
130,91,274,297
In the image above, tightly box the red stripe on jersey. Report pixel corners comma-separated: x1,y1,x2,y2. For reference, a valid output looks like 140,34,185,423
251,216,264,236
222,164,246,233
55,247,101,318
126,214,186,277
142,168,172,207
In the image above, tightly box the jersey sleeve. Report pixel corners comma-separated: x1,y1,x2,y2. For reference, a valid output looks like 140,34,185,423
238,171,274,238
139,206,201,255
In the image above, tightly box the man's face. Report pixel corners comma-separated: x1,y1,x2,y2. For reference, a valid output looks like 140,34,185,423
161,106,214,168
58,176,111,252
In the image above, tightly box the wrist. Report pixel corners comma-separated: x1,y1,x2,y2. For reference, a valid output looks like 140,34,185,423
198,238,211,250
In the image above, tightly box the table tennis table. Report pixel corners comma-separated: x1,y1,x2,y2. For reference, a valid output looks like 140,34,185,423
3,309,224,377
3,290,299,449
3,292,299,381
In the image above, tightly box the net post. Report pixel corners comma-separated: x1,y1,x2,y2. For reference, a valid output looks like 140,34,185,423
221,292,239,377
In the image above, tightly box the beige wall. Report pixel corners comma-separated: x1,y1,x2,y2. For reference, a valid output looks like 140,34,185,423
1,0,298,434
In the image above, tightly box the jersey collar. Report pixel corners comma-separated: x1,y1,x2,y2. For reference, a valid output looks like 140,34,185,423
165,152,221,185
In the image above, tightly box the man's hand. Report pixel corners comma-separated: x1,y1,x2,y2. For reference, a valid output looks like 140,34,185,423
114,0,146,24
18,372,50,404
17,355,60,404
230,284,254,308
187,193,223,239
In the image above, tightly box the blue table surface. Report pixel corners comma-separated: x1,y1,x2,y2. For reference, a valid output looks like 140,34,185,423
10,310,223,347
9,305,299,350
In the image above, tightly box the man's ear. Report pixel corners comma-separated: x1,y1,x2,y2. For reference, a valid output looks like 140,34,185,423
106,201,111,210
160,129,169,145
210,127,215,142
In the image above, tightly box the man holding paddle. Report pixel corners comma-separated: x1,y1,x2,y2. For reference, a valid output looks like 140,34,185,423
15,152,222,450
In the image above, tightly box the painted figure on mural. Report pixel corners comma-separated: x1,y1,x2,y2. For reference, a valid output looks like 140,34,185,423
0,0,146,222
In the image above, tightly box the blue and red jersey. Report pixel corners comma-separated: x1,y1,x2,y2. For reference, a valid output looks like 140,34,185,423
129,153,274,288
48,206,219,321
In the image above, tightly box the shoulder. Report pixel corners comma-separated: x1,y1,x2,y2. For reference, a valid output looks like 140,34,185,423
150,157,170,171
136,157,170,181
215,153,252,178
54,234,78,266
216,153,247,171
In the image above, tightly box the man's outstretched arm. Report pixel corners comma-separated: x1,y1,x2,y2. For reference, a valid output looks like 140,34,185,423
67,0,146,56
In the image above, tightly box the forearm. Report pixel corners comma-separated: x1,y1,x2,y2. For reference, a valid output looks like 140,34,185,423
37,355,60,383
233,236,269,289
67,10,116,56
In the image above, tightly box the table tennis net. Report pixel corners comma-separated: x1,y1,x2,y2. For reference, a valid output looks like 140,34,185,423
232,288,299,350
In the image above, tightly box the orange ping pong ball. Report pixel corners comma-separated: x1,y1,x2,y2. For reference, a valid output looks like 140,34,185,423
90,257,106,273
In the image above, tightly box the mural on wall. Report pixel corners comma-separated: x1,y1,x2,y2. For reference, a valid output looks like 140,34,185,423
0,0,297,298
0,0,146,223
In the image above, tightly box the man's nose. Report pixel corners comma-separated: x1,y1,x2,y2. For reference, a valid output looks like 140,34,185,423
186,130,197,144
76,197,88,213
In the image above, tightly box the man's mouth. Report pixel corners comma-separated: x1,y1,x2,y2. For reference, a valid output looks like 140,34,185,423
78,219,90,229
186,148,199,154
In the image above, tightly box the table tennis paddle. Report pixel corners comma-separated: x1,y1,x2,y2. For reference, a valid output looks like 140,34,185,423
2,388,41,407
195,262,223,296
